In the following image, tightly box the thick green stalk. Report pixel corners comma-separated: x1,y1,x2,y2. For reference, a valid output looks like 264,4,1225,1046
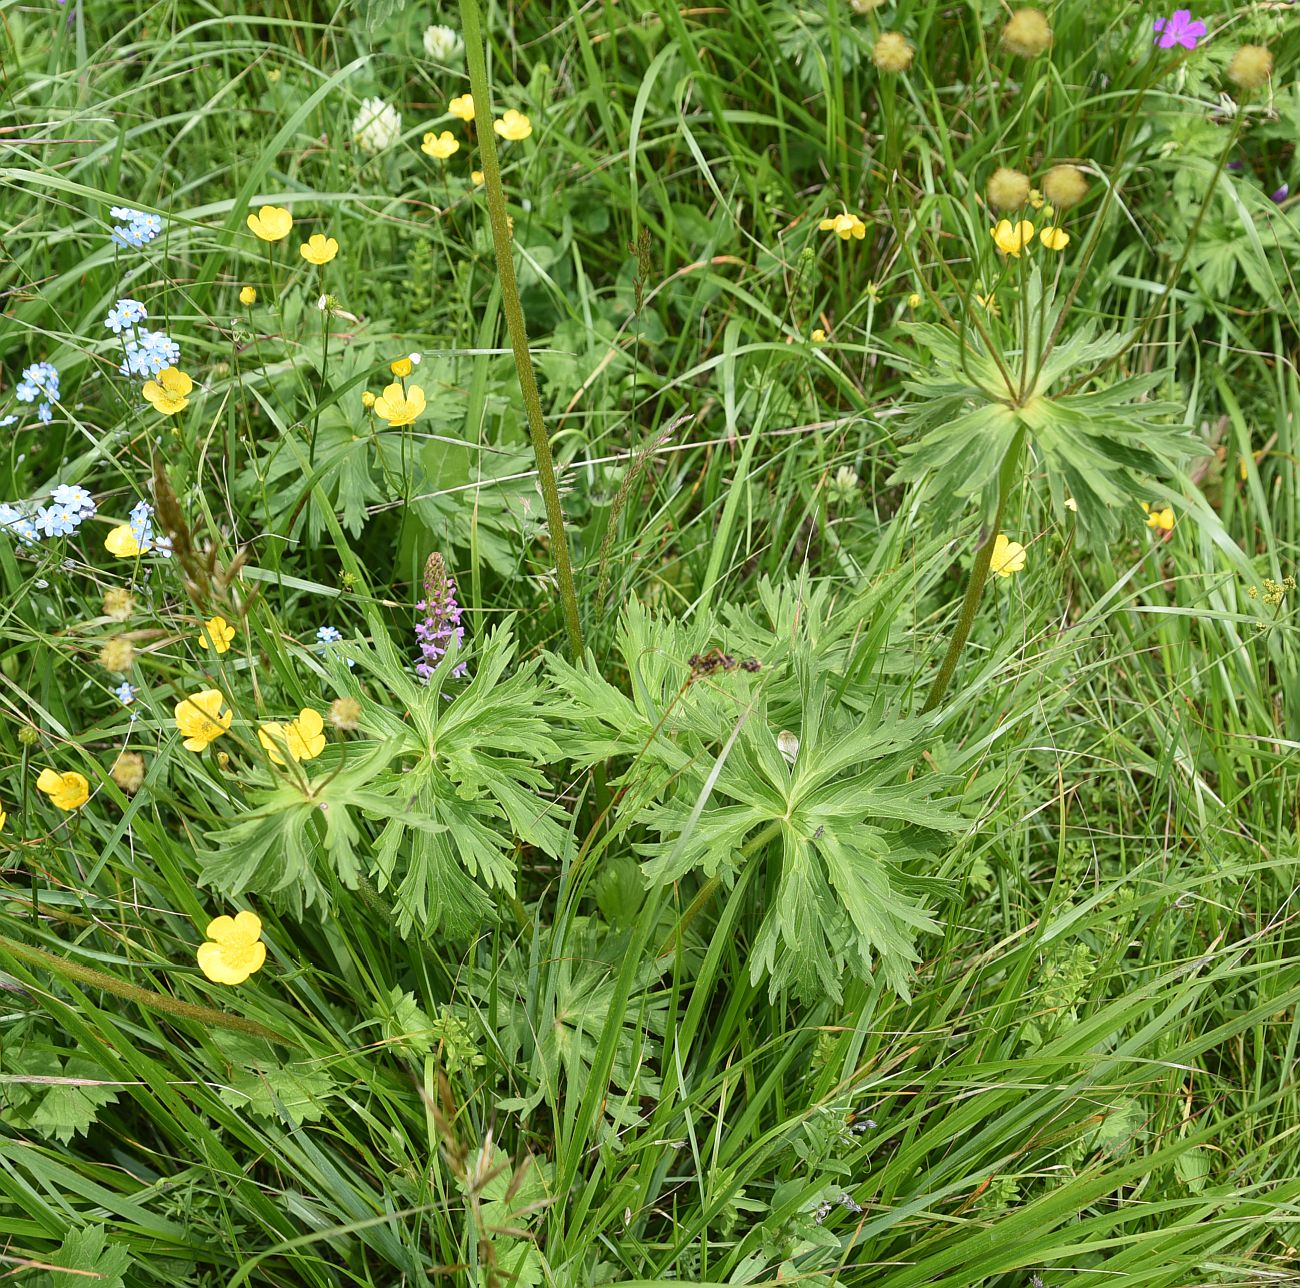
922,426,1026,713
0,931,293,1045
457,0,584,660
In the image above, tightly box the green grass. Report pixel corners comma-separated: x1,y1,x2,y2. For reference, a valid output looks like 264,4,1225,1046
0,0,1298,1284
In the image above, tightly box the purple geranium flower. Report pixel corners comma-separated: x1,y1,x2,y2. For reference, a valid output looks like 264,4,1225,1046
1153,10,1207,50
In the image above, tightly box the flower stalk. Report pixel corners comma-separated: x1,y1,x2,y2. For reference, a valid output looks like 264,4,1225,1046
922,426,1026,713
457,0,584,660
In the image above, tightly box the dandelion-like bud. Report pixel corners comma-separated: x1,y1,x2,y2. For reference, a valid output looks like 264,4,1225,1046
111,751,145,794
329,697,363,731
415,552,468,681
1001,7,1051,57
987,167,1031,211
1227,45,1273,92
872,31,913,72
99,637,135,673
103,588,134,621
1042,164,1088,209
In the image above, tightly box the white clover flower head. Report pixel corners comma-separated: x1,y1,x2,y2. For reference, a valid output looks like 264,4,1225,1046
352,96,402,154
409,352,421,365
422,24,462,61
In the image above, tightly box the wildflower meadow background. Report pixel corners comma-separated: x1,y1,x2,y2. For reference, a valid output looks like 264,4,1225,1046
1,0,1298,1283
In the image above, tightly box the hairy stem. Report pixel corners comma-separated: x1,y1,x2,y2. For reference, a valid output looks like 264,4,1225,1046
458,0,584,660
0,931,293,1046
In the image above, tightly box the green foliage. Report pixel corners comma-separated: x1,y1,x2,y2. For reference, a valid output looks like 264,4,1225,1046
895,269,1202,539
554,597,960,1000
1,0,1298,1285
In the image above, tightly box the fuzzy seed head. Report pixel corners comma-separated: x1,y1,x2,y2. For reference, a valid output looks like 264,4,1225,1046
872,31,913,72
103,588,135,621
329,697,363,732
99,636,135,673
1001,8,1051,57
111,751,145,794
1227,45,1273,92
1042,164,1088,209
987,167,1031,212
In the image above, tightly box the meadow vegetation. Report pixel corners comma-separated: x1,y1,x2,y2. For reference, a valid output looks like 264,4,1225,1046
0,0,1298,1284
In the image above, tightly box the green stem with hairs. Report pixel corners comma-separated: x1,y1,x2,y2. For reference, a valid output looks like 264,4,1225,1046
0,931,294,1046
922,426,1026,713
457,0,584,661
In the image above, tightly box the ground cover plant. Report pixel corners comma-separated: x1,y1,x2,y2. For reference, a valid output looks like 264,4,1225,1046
0,0,1297,1283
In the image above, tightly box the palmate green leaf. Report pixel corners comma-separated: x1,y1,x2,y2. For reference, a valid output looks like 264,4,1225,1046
199,742,399,916
637,664,959,1003
3,1050,121,1144
352,625,572,937
34,1225,131,1288
892,269,1203,539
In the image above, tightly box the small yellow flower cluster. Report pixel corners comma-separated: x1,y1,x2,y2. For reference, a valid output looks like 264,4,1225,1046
241,206,341,303
990,218,1069,257
1249,575,1296,608
422,94,532,173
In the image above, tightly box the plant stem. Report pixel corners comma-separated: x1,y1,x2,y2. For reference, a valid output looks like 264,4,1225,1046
922,426,1026,713
457,0,584,661
0,930,293,1046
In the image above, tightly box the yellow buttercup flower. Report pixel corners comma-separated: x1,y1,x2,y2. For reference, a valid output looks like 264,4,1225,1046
239,285,257,306
990,533,1027,578
374,381,426,426
493,109,532,141
1142,502,1174,532
389,356,413,378
811,329,827,343
36,768,90,811
105,525,142,558
142,366,193,416
819,212,867,241
990,219,1035,257
0,804,5,831
448,93,474,121
974,292,1001,316
246,204,294,242
197,910,266,985
258,708,327,766
421,130,460,159
299,233,339,265
175,689,232,752
1039,225,1070,251
471,169,484,186
199,615,236,654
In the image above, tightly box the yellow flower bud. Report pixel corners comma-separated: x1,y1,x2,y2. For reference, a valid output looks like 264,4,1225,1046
1001,7,1051,57
987,167,1031,212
